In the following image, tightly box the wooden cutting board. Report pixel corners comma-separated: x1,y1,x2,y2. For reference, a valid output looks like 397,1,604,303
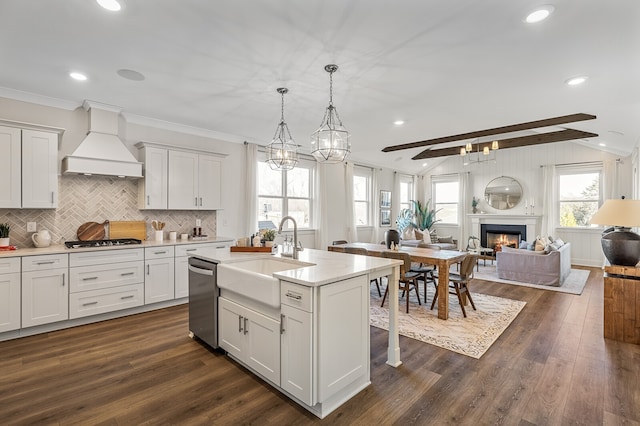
109,221,147,240
77,220,108,241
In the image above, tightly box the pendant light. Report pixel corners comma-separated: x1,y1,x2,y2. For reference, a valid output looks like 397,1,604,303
311,64,350,163
266,87,298,170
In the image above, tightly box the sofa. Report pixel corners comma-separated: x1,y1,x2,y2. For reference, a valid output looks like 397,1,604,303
496,242,571,286
399,228,458,250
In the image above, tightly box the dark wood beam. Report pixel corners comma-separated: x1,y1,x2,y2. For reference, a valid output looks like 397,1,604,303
382,113,596,153
411,129,599,160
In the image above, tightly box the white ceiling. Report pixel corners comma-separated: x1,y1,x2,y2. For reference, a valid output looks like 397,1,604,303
1,0,639,174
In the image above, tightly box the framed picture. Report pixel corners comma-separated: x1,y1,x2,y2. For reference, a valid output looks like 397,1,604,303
380,209,391,227
380,190,391,208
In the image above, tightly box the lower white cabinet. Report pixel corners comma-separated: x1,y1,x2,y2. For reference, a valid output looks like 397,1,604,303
69,284,144,319
280,303,312,404
22,254,69,328
0,257,21,333
145,247,175,304
219,297,281,385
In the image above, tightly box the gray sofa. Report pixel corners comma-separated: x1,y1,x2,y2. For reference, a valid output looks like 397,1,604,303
496,243,571,286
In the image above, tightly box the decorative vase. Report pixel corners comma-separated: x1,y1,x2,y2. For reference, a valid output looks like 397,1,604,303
265,241,274,247
384,229,400,249
0,237,9,246
472,206,477,214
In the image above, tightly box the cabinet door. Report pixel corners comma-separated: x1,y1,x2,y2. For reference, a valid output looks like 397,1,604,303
281,304,313,405
245,308,280,385
145,258,175,304
22,269,69,328
198,154,222,210
0,272,21,333
168,150,198,209
174,256,189,299
22,129,58,208
218,297,245,359
0,126,21,208
139,146,168,209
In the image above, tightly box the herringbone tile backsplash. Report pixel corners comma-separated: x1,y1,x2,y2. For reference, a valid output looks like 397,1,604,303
0,175,216,248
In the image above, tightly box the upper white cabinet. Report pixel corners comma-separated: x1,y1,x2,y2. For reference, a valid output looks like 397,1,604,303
136,142,224,210
0,125,59,209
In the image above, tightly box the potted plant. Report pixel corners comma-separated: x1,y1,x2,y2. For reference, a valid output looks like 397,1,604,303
262,228,277,247
0,223,10,246
410,199,441,231
472,196,480,214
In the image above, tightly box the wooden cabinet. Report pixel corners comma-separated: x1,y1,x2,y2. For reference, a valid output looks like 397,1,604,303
219,297,281,385
0,257,21,333
0,125,58,209
137,145,168,209
604,265,640,344
21,254,69,328
145,246,175,304
168,150,222,210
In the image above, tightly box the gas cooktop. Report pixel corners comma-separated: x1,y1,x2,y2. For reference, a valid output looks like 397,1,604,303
64,238,142,249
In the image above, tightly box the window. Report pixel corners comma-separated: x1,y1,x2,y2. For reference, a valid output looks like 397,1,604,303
399,175,413,211
353,166,372,226
257,156,314,230
558,166,602,227
432,176,459,224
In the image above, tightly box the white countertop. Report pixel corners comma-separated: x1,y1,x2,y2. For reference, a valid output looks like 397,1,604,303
191,247,401,287
0,237,235,257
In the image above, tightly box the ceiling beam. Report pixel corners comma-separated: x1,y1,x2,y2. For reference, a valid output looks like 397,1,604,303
382,113,597,153
411,129,599,160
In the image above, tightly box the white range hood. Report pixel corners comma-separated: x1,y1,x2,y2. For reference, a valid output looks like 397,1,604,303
61,100,143,178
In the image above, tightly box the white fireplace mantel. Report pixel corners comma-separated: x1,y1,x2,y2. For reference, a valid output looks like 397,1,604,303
468,214,541,242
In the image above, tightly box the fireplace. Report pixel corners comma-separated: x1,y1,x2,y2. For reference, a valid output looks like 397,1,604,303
481,224,527,252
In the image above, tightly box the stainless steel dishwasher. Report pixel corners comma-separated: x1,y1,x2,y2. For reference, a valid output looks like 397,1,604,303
188,257,219,349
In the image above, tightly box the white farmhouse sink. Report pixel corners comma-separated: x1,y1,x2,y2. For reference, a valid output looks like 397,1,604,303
217,258,313,308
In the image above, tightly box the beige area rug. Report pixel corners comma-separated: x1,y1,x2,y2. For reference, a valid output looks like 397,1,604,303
369,284,526,359
472,263,590,295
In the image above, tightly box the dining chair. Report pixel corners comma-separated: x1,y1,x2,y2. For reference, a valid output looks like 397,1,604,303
344,246,382,296
381,251,421,313
414,241,437,302
431,254,477,317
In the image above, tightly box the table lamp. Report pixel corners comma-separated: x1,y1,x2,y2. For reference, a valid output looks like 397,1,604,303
589,198,640,266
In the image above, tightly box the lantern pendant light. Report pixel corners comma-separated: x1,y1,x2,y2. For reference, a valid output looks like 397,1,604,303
311,64,350,163
266,87,298,170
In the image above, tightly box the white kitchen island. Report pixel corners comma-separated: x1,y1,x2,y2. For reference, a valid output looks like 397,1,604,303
189,248,401,419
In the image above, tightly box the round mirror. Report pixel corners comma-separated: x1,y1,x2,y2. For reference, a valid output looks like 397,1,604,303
484,176,522,210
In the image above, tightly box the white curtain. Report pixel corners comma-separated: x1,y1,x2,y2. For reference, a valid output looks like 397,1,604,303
392,171,401,229
244,143,258,237
370,168,381,243
314,163,330,249
458,172,469,248
345,162,358,242
604,159,621,200
540,164,557,238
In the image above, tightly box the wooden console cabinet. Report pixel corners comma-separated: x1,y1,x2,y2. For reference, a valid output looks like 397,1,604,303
604,265,640,344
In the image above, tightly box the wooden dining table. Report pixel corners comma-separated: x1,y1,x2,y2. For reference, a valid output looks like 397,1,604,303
328,242,467,320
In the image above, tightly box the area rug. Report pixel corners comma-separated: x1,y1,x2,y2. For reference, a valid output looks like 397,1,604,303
369,285,526,359
472,264,590,295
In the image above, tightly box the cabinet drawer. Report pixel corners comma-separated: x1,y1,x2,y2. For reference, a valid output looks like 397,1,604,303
145,246,175,259
22,254,68,272
281,281,313,312
70,261,144,293
175,243,217,257
70,248,144,267
69,283,144,319
0,257,20,274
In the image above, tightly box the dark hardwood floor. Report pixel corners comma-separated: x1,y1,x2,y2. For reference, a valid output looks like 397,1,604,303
2,266,639,425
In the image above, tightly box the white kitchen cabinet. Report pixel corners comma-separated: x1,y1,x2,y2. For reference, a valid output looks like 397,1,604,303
0,257,21,333
281,303,312,404
137,144,168,209
21,129,58,208
168,150,222,210
0,126,21,208
219,297,281,385
22,254,69,328
145,246,175,304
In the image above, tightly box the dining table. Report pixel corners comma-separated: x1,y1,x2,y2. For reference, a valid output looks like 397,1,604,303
328,242,467,320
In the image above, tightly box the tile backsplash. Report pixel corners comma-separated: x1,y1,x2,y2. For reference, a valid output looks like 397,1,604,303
0,175,216,248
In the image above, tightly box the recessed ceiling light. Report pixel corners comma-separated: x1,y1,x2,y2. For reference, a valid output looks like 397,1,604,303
117,69,145,81
524,5,555,23
566,76,588,86
422,162,428,167
96,0,122,11
599,142,606,147
394,120,405,126
69,72,88,81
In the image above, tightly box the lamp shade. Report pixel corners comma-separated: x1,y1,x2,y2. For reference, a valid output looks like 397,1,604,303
590,199,640,266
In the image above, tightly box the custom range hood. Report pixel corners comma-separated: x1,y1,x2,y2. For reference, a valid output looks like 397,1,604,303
62,100,143,178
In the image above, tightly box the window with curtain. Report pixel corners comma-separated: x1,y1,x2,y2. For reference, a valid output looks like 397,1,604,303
257,155,314,231
557,165,602,227
399,175,413,211
432,175,459,224
353,166,372,226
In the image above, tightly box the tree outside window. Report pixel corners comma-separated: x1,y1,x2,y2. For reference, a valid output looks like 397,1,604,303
558,171,601,227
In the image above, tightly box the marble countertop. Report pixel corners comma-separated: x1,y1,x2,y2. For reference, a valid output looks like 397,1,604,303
191,247,401,287
0,237,235,257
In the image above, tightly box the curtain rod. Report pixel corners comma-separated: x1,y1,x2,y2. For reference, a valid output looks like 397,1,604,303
540,159,618,168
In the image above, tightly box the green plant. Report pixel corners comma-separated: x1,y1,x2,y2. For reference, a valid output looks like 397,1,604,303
262,228,277,241
0,223,10,238
410,199,441,231
396,208,414,233
471,196,479,208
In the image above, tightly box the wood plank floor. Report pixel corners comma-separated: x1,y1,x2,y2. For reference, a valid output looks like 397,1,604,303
2,266,639,425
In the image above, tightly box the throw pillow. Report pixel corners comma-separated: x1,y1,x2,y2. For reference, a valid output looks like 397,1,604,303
430,229,439,243
402,227,415,240
548,242,561,251
555,238,565,247
438,235,454,244
519,241,529,249
414,229,423,240
535,238,546,251
527,243,535,251
423,230,432,244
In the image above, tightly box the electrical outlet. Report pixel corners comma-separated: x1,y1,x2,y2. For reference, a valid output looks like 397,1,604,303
196,219,201,227
27,222,37,232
